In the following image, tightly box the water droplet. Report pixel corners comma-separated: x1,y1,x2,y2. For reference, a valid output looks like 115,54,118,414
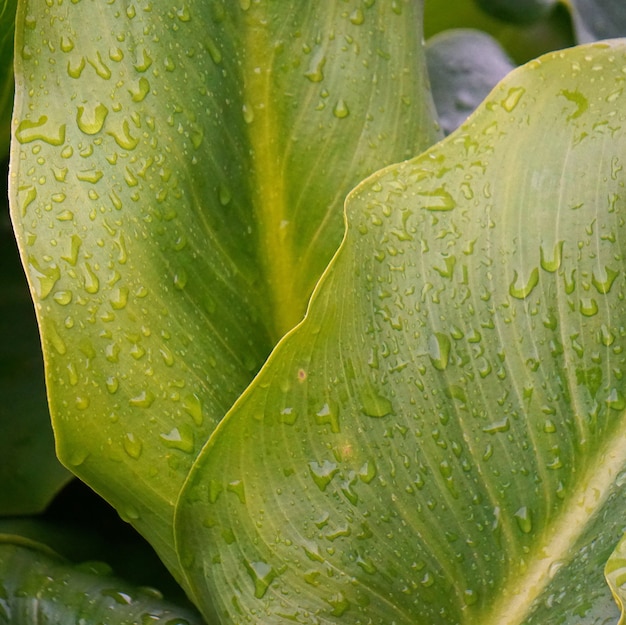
108,119,139,150
591,266,619,294
501,86,525,112
123,432,143,459
60,36,74,52
173,269,188,290
464,589,478,606
48,322,67,355
315,402,340,433
67,449,89,467
67,56,86,79
82,263,100,294
559,88,588,121
15,116,66,145
514,506,533,533
244,560,277,599
61,234,82,266
579,298,599,317
428,332,450,371
75,395,90,410
110,286,129,310
418,187,456,211
607,388,626,410
76,102,108,135
160,425,194,453
176,4,191,21
349,8,365,24
205,38,222,64
88,52,112,79
182,393,204,426
159,345,175,366
53,290,73,305
326,591,350,617
134,48,153,72
482,417,510,434
360,387,393,418
129,390,155,408
600,324,615,346
309,460,339,491
333,99,350,119
130,77,151,102
304,52,326,82
17,185,37,216
218,184,232,206
509,267,539,299
227,479,246,504
539,241,564,272
28,257,61,299
242,103,254,124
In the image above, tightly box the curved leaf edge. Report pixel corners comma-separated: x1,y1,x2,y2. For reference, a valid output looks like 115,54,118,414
173,36,626,621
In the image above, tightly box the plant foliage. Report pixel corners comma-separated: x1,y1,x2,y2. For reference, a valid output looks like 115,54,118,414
5,1,626,624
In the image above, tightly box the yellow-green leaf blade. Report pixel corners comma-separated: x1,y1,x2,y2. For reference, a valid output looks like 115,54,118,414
9,0,439,588
176,41,626,624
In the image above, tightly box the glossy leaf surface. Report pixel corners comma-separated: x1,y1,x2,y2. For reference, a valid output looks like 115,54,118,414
9,0,439,583
177,41,626,624
0,534,204,624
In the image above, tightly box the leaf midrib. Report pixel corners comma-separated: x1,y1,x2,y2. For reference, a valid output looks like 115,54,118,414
243,14,299,344
482,419,626,625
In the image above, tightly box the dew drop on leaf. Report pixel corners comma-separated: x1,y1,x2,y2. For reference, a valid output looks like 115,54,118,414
428,332,451,371
129,390,156,408
514,506,533,534
308,460,339,491
304,52,326,82
123,432,143,459
333,99,350,119
160,425,194,453
509,267,539,299
76,102,109,135
244,560,277,599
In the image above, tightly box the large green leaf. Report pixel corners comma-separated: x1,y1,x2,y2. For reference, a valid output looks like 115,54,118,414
0,534,204,624
9,0,439,585
0,0,17,157
176,41,626,624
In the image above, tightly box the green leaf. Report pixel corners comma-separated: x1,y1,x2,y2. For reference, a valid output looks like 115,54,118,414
0,534,205,624
0,189,71,516
426,28,515,134
176,41,626,624
9,0,439,585
0,0,17,157
567,0,626,43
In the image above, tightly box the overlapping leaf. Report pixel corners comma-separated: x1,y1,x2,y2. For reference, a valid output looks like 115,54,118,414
0,534,204,624
176,41,626,624
9,0,439,585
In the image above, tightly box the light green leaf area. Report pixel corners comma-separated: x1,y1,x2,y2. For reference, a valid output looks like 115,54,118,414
0,534,205,624
9,0,438,583
177,42,626,624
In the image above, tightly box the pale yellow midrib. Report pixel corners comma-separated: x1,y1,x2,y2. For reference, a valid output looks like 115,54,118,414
482,425,626,625
243,18,298,343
